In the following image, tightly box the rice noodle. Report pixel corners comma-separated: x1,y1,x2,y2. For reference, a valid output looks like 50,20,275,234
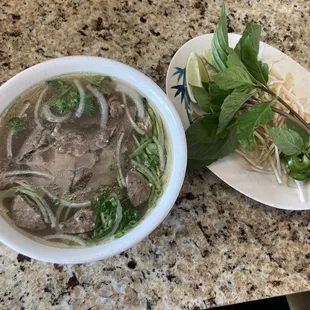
74,79,85,118
41,187,91,208
42,104,71,123
86,85,108,128
116,132,126,187
122,93,146,135
4,170,55,180
43,234,86,246
152,136,165,172
34,87,48,129
115,83,145,118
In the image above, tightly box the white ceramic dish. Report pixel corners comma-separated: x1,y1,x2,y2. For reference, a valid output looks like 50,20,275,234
0,56,187,263
166,33,310,210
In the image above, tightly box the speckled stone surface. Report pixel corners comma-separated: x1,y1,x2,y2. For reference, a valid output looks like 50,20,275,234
1,0,310,309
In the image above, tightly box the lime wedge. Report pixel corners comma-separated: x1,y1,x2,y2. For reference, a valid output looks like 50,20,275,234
203,50,212,65
186,52,210,103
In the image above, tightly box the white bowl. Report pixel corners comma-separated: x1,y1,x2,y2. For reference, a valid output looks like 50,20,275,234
0,56,187,264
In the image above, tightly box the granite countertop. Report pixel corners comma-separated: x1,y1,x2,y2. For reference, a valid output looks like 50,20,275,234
1,0,310,309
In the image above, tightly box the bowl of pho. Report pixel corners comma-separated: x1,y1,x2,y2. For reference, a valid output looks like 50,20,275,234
0,56,186,263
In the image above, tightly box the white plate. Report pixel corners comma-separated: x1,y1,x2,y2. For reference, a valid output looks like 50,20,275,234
166,33,310,210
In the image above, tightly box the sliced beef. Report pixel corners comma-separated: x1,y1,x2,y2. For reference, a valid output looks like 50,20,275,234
71,167,92,191
53,130,88,157
88,148,117,189
59,209,95,234
126,170,151,207
108,96,124,119
28,150,75,193
18,128,51,161
137,115,152,133
11,195,46,231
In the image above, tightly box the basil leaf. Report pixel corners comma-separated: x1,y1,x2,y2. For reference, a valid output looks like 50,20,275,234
259,61,269,84
235,22,261,58
287,119,309,144
186,116,219,145
227,49,249,71
191,86,212,113
211,89,233,109
211,2,229,72
269,127,304,155
236,101,272,151
241,36,269,85
186,116,238,160
187,158,216,172
217,92,253,134
212,67,254,90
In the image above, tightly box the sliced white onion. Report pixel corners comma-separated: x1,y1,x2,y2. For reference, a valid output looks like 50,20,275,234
6,131,13,159
116,83,145,118
86,85,108,128
40,196,56,228
19,101,31,118
43,234,86,246
122,93,145,135
155,112,165,149
41,187,91,208
32,196,49,224
4,170,55,181
152,136,165,172
74,79,85,118
13,180,56,227
34,87,48,129
42,104,71,123
116,132,126,187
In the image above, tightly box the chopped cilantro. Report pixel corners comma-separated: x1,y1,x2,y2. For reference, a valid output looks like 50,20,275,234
7,117,22,131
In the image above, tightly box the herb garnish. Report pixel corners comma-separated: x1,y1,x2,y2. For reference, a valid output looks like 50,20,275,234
186,1,310,182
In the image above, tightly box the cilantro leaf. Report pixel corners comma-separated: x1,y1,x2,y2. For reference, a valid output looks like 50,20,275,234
7,117,22,131
83,96,98,116
47,79,80,114
90,75,112,89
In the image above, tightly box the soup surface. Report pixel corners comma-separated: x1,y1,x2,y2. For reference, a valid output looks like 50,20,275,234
0,74,167,247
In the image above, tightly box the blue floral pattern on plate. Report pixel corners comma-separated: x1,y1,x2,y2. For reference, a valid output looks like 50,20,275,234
170,67,193,124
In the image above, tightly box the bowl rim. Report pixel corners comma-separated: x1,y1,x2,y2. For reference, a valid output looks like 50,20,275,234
0,56,187,264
